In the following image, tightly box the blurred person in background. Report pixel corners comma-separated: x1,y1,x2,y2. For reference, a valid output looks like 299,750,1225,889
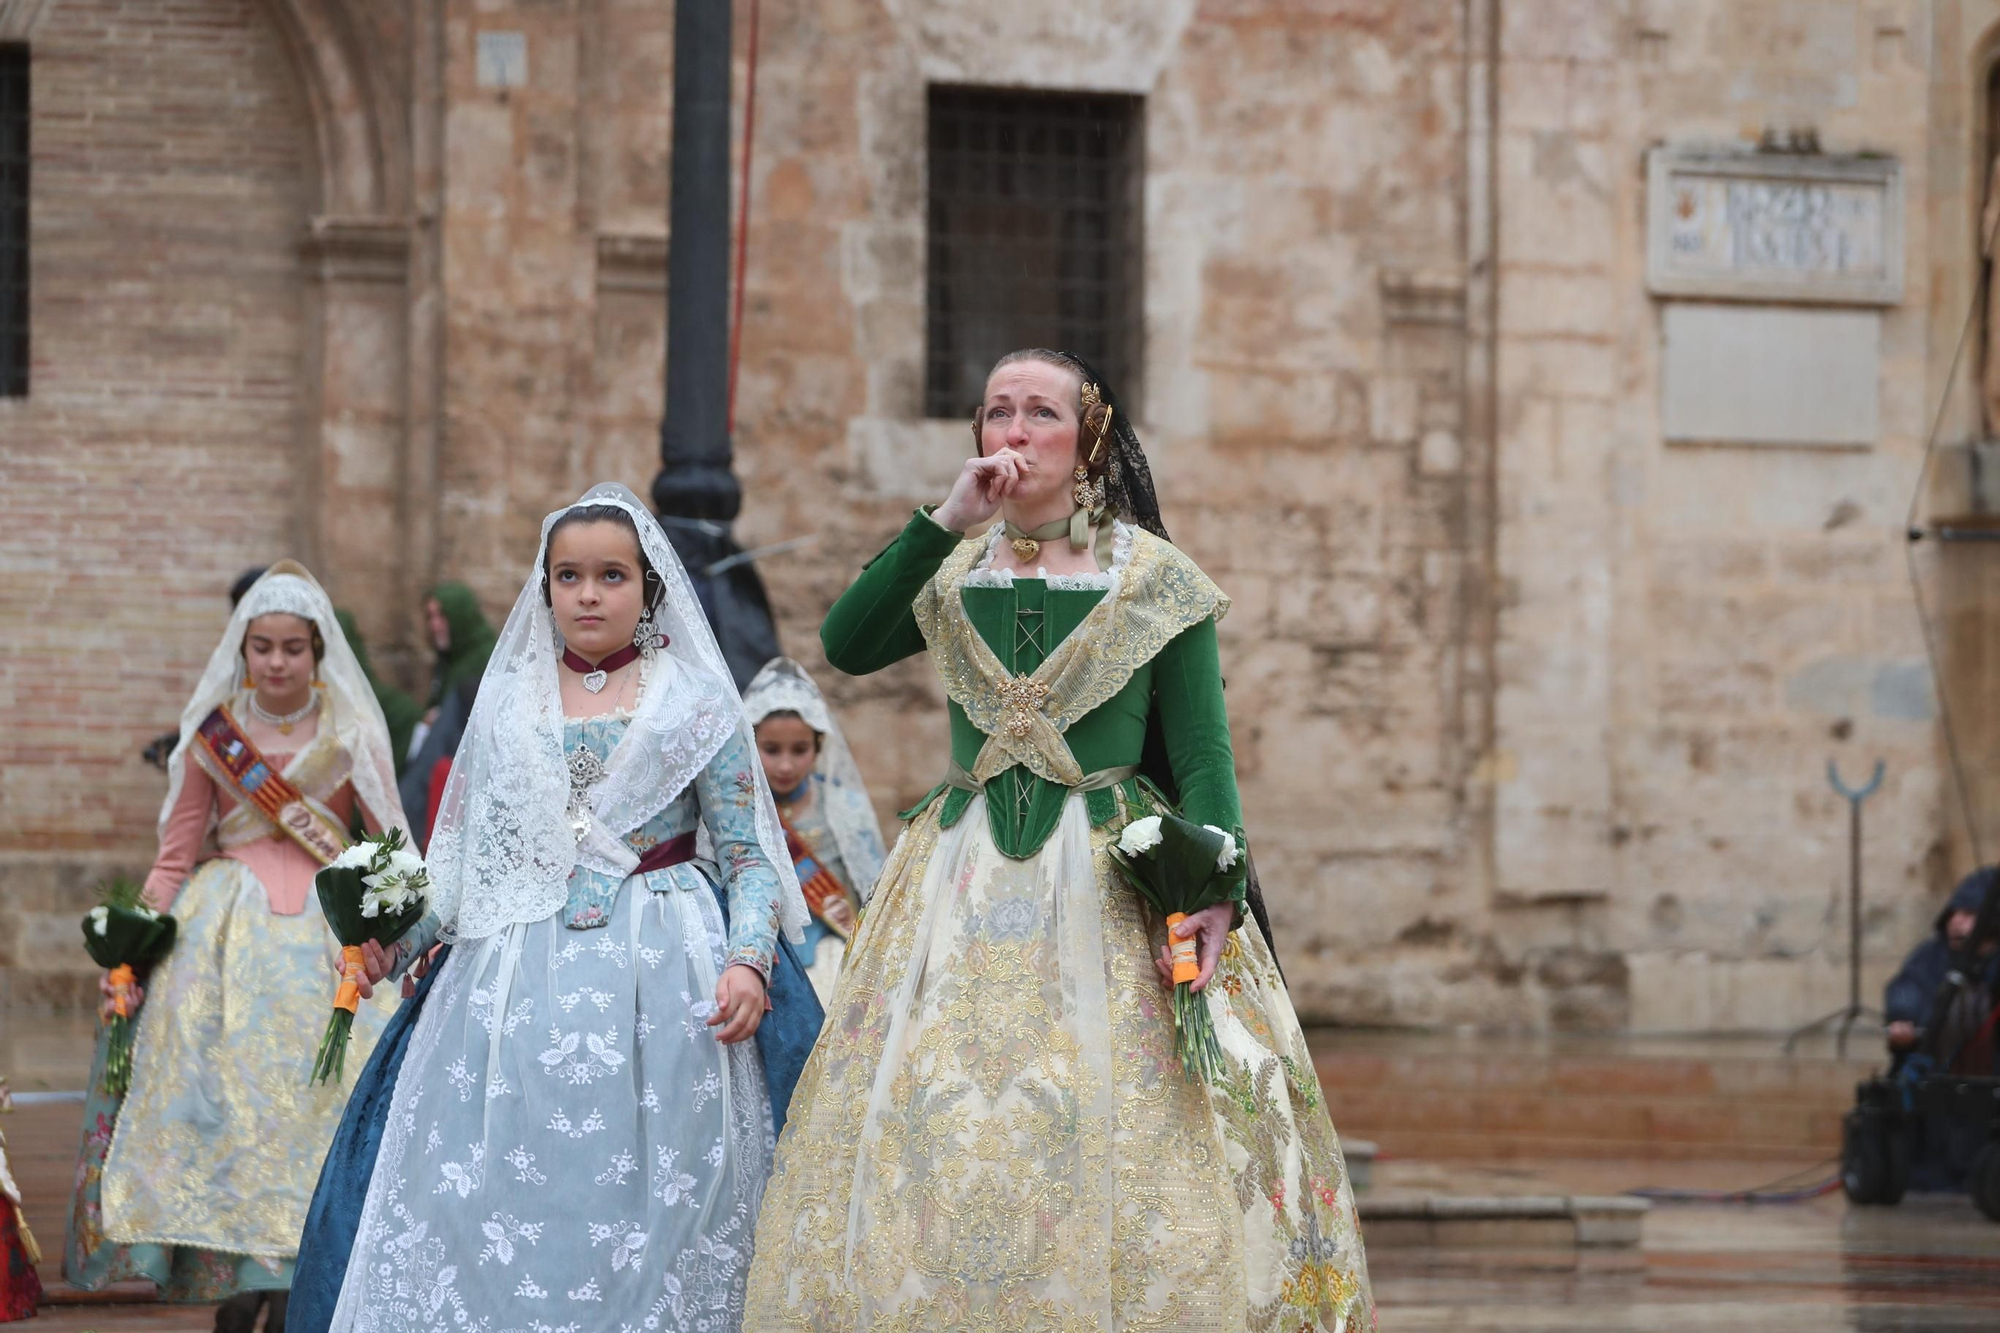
1885,866,2000,1190
67,564,407,1333
396,583,499,847
743,657,887,1003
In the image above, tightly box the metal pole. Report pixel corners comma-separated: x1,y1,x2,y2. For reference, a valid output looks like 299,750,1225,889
1848,787,1864,1020
1784,759,1886,1057
650,0,780,687
655,0,738,522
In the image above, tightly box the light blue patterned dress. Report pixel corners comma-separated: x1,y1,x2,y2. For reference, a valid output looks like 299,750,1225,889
329,716,783,1333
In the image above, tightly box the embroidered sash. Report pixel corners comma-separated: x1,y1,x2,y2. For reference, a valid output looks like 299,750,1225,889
193,706,348,867
912,528,1229,786
780,813,852,939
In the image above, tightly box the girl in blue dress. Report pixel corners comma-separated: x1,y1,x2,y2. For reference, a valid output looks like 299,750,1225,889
298,484,818,1333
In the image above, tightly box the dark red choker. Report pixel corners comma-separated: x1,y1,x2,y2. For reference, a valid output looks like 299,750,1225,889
563,643,643,693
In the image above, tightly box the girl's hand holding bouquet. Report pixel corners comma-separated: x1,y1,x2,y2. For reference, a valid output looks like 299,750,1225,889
309,829,429,1085
79,878,179,1098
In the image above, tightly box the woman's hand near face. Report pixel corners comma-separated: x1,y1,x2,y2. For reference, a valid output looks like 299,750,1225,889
933,449,1029,532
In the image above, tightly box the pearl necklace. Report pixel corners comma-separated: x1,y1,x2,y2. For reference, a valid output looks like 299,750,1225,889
249,690,319,735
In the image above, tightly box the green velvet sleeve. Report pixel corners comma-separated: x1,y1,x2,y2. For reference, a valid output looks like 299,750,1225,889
820,508,965,676
1153,617,1248,908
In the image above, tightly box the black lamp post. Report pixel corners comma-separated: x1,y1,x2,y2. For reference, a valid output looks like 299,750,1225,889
652,0,779,688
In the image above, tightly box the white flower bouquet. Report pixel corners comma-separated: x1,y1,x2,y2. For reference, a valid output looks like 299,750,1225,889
1108,812,1244,1082
310,828,429,1085
79,877,177,1098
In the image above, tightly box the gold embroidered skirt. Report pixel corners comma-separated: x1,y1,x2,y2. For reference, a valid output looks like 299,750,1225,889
745,796,1372,1333
101,857,392,1258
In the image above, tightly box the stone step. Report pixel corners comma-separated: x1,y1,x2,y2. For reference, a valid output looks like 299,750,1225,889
1309,1030,1875,1162
1357,1194,1649,1251
1315,1050,1871,1101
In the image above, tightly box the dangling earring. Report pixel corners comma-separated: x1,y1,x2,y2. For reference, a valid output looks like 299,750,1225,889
1072,464,1106,511
634,609,659,658
242,669,255,689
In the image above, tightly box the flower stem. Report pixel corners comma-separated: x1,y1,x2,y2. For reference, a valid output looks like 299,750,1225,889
309,1011,352,1086
1173,983,1225,1083
102,1015,133,1099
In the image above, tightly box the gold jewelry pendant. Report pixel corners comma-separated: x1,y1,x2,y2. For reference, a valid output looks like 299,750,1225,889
1010,537,1042,561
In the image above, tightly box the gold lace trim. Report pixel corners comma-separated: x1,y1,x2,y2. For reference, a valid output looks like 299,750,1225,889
912,529,1229,786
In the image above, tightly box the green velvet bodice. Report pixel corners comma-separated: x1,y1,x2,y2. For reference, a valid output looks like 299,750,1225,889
821,511,1244,907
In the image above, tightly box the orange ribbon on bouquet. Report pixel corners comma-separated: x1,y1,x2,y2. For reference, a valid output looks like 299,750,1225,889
1165,913,1199,985
334,945,366,1014
107,963,137,1019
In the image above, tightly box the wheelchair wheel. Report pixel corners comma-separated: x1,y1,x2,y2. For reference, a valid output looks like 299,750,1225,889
1973,1144,2000,1223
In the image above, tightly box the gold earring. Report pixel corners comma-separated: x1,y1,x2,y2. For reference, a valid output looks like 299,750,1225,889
242,670,255,689
1073,465,1106,511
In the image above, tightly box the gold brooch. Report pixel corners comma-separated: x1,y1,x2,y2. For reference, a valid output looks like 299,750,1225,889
996,676,1050,738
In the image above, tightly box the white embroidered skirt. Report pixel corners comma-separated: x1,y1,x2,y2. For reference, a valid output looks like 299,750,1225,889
329,868,773,1333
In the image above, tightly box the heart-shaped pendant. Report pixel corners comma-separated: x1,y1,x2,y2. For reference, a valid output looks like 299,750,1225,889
583,670,609,694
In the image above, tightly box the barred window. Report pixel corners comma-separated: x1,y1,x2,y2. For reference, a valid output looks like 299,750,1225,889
925,86,1143,420
0,44,25,398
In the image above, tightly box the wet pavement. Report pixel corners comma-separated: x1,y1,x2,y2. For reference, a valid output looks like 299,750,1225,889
1369,1158,2000,1329
4,1014,1998,1328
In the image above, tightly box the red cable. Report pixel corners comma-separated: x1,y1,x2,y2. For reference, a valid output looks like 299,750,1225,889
726,0,760,436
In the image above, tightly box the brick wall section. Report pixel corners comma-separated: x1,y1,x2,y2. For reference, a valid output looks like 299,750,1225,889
0,0,311,1009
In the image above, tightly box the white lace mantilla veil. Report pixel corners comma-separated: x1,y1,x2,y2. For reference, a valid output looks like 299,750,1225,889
424,482,808,945
157,560,407,843
743,656,889,904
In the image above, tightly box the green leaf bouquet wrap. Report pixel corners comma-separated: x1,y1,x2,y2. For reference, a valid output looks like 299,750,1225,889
310,828,429,1086
80,878,178,1099
1107,811,1244,1082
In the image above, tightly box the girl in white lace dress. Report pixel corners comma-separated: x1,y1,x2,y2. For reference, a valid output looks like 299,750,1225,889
318,486,814,1333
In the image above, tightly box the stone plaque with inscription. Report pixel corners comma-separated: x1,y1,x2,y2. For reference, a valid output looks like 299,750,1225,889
1646,148,1902,305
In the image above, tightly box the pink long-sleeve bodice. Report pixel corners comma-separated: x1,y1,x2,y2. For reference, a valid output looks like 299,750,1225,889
142,752,376,915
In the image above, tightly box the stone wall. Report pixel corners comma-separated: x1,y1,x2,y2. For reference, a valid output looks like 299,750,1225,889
4,0,1996,1036
1479,0,1955,1032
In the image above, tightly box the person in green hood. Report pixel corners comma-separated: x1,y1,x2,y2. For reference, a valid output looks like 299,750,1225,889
335,609,424,776
422,583,499,711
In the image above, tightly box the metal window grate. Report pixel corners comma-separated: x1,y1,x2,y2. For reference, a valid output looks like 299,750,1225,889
0,44,25,399
925,85,1143,420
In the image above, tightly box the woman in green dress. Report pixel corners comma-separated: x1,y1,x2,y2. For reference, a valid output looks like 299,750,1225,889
744,350,1372,1333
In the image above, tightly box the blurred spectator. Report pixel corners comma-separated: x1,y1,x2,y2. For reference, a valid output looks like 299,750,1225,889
336,609,423,777
1885,866,2000,1191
